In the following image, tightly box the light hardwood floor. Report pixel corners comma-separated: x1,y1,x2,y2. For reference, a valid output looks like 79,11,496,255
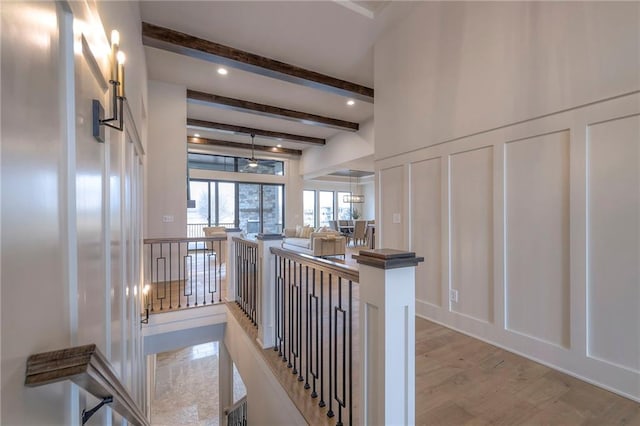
152,245,640,425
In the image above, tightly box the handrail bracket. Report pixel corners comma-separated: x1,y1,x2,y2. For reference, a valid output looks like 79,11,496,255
82,396,114,425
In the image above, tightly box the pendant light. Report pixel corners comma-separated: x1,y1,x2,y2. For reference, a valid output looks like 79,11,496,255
343,170,365,204
247,134,258,168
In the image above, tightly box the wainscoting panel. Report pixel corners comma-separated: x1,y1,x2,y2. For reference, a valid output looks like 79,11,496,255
410,157,442,307
505,131,570,348
376,92,640,401
449,147,494,323
587,114,640,373
379,165,405,250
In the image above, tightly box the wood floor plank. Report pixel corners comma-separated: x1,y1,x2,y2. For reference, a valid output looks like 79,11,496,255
150,245,640,425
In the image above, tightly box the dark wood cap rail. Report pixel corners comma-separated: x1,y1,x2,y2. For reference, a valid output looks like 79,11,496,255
143,236,227,244
270,247,360,282
232,236,259,247
353,249,425,270
25,344,149,426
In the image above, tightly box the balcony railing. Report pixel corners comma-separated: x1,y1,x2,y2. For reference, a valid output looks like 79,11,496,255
228,233,422,425
233,237,259,325
271,247,359,425
224,396,247,426
144,236,227,311
187,222,235,238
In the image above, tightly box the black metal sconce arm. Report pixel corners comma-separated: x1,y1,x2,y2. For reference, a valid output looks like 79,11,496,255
92,79,125,143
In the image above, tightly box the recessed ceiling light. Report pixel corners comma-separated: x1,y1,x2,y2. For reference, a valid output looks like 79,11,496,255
276,144,282,148
217,67,228,75
346,99,355,106
194,133,200,137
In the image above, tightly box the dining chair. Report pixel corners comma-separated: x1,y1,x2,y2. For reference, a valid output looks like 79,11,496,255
353,220,367,246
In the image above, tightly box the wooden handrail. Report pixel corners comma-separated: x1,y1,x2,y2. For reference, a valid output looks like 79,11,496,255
270,246,360,282
25,344,149,426
223,395,248,416
144,235,226,244
232,236,259,248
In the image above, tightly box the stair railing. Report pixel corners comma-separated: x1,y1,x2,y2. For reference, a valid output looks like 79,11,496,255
25,344,148,426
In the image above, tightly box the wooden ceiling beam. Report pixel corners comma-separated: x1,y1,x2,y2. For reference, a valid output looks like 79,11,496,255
187,90,359,131
142,22,374,102
187,118,325,146
188,136,302,156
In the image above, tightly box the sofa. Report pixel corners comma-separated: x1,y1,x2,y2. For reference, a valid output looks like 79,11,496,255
203,226,227,266
282,226,346,258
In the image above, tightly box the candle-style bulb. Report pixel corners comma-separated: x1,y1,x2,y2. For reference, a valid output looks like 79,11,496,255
116,51,126,98
111,30,120,47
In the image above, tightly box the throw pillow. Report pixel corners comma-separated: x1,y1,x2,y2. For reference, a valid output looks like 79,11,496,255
296,225,303,237
301,226,314,238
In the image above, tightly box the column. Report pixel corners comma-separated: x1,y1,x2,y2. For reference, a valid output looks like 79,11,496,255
354,249,424,426
256,233,283,349
224,228,243,302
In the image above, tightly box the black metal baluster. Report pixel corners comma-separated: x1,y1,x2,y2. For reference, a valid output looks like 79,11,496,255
252,245,257,324
217,240,222,303
282,259,288,364
304,265,310,389
168,243,173,309
235,241,240,310
150,244,154,312
297,263,303,381
185,244,198,306
319,270,325,408
287,259,293,369
291,261,299,375
193,242,199,307
201,241,206,305
177,243,182,308
348,279,353,426
335,277,346,425
159,244,166,310
328,274,334,418
242,243,246,314
274,255,281,354
311,268,318,399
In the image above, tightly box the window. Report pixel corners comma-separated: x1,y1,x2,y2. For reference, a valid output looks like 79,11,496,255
318,191,334,227
188,152,284,176
303,190,316,227
188,179,284,235
337,191,352,220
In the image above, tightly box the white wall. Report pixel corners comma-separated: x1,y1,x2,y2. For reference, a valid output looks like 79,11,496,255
224,311,306,425
375,1,640,401
300,119,374,179
360,180,375,220
1,1,148,423
146,80,187,238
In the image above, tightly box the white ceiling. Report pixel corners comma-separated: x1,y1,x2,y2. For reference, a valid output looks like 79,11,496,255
140,1,414,156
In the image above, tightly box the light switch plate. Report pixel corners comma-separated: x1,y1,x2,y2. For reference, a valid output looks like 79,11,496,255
162,215,174,223
393,213,401,224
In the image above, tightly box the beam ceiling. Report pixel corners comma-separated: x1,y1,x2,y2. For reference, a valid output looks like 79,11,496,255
142,22,374,102
186,90,359,132
188,136,302,156
187,118,325,146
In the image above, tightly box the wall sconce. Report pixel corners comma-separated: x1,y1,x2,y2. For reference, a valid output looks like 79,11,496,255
93,30,126,143
141,284,150,324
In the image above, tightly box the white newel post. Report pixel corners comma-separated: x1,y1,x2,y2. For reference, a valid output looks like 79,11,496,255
354,249,424,426
256,233,283,349
225,228,243,302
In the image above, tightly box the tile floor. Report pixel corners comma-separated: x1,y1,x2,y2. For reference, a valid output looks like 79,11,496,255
151,342,246,426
